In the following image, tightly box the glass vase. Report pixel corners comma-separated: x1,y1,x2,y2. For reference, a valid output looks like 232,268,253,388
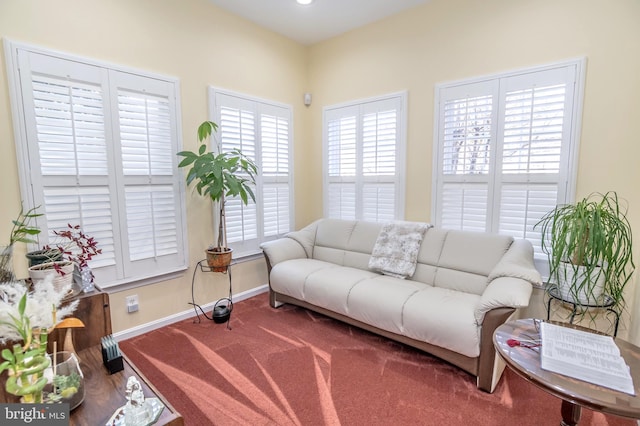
44,351,85,410
0,245,15,282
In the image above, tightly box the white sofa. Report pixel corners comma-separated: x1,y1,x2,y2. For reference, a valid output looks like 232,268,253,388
260,218,540,392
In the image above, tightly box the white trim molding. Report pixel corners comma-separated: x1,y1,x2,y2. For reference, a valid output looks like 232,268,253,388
112,284,269,342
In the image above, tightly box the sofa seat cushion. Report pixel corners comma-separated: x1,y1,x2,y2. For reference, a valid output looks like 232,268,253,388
270,259,339,301
402,287,481,358
304,265,381,316
347,276,430,336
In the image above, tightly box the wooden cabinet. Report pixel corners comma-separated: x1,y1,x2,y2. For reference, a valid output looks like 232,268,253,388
47,286,113,353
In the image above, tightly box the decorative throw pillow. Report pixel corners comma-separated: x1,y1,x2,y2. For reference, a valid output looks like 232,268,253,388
368,221,431,279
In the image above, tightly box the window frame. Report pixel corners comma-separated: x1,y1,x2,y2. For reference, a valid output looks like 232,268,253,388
431,58,586,275
322,91,408,222
4,39,188,289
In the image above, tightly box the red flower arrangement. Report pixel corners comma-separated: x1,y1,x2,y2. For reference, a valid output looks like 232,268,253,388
43,224,102,280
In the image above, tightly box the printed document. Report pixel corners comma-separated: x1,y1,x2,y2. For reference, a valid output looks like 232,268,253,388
540,322,635,395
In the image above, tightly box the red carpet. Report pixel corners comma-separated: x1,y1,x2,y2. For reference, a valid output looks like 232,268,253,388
120,293,636,425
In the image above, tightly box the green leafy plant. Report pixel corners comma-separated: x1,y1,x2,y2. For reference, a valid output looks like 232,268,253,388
9,205,42,246
535,191,635,312
1,206,42,282
0,293,50,403
177,121,258,250
47,370,81,402
0,283,80,404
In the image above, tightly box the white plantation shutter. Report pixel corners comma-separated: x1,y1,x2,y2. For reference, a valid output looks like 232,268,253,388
32,76,108,176
439,183,489,231
43,187,116,269
441,93,494,176
437,82,497,230
211,89,293,255
501,84,566,174
10,43,186,287
261,112,290,237
118,91,174,176
434,60,583,270
113,75,183,273
219,103,258,244
326,110,357,219
328,184,357,220
124,186,178,260
494,67,576,260
362,105,397,222
17,51,119,282
324,93,406,221
498,184,559,255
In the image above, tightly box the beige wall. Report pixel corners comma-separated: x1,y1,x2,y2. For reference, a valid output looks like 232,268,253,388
307,0,640,341
2,0,640,342
0,0,308,333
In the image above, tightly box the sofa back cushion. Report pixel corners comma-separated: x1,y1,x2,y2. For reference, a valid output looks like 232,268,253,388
434,230,513,295
308,219,513,295
313,219,383,270
344,221,383,269
313,218,356,264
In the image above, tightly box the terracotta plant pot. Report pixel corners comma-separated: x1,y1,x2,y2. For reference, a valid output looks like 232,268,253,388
28,261,74,294
205,247,233,272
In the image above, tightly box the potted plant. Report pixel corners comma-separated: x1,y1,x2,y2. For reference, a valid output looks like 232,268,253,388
0,279,82,405
48,224,101,292
535,191,635,312
177,121,257,271
28,224,101,293
25,248,62,268
1,206,42,282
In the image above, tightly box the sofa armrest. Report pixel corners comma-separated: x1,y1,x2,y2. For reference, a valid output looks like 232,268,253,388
475,277,532,324
260,238,308,270
487,239,542,286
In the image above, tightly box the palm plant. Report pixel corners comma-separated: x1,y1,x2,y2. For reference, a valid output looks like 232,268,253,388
535,191,634,311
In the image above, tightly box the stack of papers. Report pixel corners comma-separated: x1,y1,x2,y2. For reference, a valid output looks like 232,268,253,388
540,322,635,395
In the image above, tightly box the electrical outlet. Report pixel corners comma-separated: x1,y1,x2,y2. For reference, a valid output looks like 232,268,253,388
126,295,139,313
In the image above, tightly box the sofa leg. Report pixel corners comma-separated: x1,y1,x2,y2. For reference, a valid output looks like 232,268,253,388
269,290,284,308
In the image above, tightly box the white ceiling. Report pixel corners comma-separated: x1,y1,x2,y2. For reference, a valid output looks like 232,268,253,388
208,0,430,45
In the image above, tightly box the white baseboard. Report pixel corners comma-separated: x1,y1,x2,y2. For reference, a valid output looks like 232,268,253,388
113,284,269,342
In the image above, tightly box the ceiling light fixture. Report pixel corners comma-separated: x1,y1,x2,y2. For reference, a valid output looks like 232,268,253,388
296,0,314,5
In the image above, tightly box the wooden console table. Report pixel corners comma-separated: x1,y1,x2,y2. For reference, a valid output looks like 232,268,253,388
48,285,113,353
72,345,183,425
0,286,113,403
0,285,182,424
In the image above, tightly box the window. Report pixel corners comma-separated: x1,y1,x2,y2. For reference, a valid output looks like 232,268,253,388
6,41,187,288
323,92,407,221
210,88,293,256
433,59,585,271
